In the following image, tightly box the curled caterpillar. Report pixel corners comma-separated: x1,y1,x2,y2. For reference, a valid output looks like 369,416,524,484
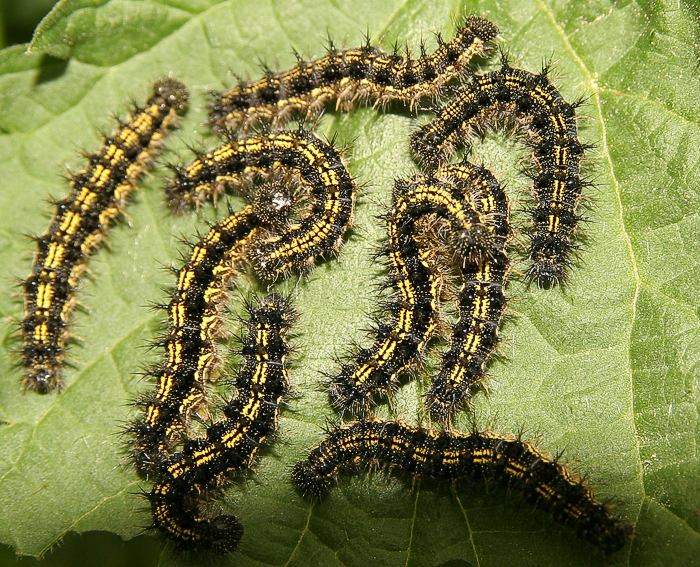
166,130,356,282
425,162,511,422
292,419,632,555
209,16,499,132
410,59,588,286
128,205,260,473
148,294,295,552
327,174,493,415
131,131,354,471
20,78,188,393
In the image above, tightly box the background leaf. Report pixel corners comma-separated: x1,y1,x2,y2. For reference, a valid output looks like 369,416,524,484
0,0,698,565
0,0,56,47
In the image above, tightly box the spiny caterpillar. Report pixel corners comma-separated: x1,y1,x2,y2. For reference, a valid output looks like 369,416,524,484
425,162,511,422
165,130,356,282
327,173,494,415
209,16,499,132
292,419,632,555
128,205,260,473
20,78,188,393
410,58,588,286
148,294,295,552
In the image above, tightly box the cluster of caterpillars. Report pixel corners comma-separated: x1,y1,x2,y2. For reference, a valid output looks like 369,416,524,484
16,12,630,559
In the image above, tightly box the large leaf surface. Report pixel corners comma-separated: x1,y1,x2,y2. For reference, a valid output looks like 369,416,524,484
0,0,698,565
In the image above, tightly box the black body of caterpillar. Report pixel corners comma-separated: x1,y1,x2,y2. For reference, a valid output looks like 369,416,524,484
292,419,632,555
209,16,498,132
20,78,188,393
410,60,587,286
148,294,295,552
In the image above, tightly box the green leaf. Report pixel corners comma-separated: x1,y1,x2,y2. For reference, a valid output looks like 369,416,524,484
1,0,698,565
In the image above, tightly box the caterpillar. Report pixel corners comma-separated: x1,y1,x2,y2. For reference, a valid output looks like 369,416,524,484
327,173,494,415
208,16,499,132
410,59,588,287
292,419,632,555
165,130,356,282
20,78,188,393
148,293,295,552
425,162,511,422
